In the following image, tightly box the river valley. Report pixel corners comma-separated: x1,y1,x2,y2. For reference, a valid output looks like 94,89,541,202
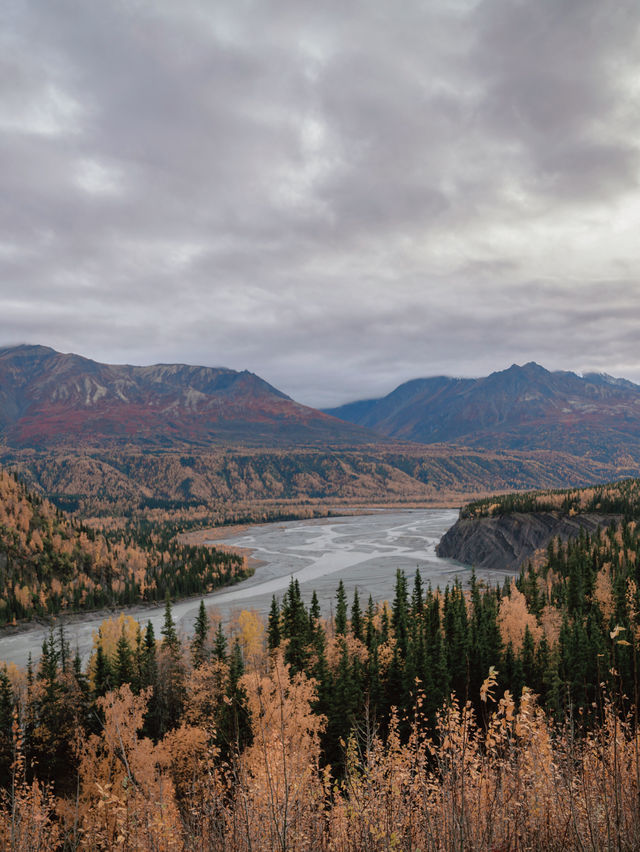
0,508,515,668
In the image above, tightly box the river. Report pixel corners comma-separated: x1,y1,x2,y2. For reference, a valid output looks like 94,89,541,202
0,508,512,669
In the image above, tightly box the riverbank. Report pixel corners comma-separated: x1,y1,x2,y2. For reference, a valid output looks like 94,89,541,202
0,508,473,669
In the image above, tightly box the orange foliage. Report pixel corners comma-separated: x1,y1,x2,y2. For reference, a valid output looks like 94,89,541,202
498,582,542,652
0,716,60,851
230,653,329,851
595,565,615,623
184,659,228,728
233,609,266,667
76,685,181,850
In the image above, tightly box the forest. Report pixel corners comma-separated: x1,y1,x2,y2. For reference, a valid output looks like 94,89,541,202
2,472,640,848
0,470,248,623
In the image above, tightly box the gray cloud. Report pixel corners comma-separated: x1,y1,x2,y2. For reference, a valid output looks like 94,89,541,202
1,0,639,408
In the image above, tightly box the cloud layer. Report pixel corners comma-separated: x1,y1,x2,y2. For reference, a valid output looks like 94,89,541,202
2,0,639,405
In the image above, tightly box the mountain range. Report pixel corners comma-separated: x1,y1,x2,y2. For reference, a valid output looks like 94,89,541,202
0,345,373,448
326,361,640,464
2,346,640,511
6,347,640,460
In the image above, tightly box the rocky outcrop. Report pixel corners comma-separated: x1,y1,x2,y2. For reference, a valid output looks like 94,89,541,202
436,511,620,572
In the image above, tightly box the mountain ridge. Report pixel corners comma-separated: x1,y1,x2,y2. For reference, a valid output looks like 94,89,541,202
325,362,640,462
0,345,376,449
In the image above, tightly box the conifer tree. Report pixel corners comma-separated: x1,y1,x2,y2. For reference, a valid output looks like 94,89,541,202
520,625,536,689
309,590,322,639
365,595,377,650
214,622,228,662
217,639,252,758
157,597,185,736
335,580,348,636
282,579,308,673
140,621,162,740
140,621,158,689
392,570,409,657
327,638,357,770
191,600,209,668
267,595,281,650
114,626,135,688
93,640,112,700
411,568,424,618
351,588,363,642
161,595,180,654
444,582,469,701
0,667,13,788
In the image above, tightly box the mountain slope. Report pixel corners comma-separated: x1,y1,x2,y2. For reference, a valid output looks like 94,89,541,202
326,362,640,462
0,468,248,623
0,345,375,449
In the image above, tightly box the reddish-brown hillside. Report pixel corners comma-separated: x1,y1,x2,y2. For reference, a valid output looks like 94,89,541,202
0,345,375,449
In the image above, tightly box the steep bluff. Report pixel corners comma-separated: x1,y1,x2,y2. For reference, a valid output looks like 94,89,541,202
436,511,620,572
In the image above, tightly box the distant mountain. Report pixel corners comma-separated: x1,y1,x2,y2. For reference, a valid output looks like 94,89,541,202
0,345,375,449
325,362,640,463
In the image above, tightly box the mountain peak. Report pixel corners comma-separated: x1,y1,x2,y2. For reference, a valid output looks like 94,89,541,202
328,361,640,462
0,346,374,449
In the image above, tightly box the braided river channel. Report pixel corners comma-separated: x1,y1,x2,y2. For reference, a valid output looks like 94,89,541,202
0,508,514,668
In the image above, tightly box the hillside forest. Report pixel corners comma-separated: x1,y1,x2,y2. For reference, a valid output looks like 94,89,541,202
0,470,249,623
2,476,640,848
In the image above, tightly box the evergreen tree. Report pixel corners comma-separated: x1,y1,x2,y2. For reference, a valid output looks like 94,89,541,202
351,588,363,642
140,621,158,689
365,595,377,650
161,595,180,654
114,627,135,688
0,667,14,789
444,582,469,700
392,570,409,657
327,638,358,771
140,621,162,740
411,568,424,618
309,590,322,641
267,595,281,651
157,598,186,736
191,600,210,668
213,622,228,662
310,590,322,624
335,580,348,636
93,638,114,698
217,639,252,758
282,578,308,674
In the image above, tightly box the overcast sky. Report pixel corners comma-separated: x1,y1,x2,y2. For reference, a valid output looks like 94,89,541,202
1,0,639,407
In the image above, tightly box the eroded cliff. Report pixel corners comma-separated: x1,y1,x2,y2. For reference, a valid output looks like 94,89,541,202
436,511,620,572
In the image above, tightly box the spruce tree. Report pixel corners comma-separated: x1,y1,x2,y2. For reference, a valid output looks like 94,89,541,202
214,622,228,662
365,595,377,650
191,600,210,668
141,621,162,740
217,639,252,758
0,667,14,788
157,597,186,735
411,568,424,618
392,570,409,657
93,640,112,698
309,590,322,640
267,596,281,650
114,627,135,688
140,621,158,689
351,588,363,642
161,595,180,654
335,580,348,636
